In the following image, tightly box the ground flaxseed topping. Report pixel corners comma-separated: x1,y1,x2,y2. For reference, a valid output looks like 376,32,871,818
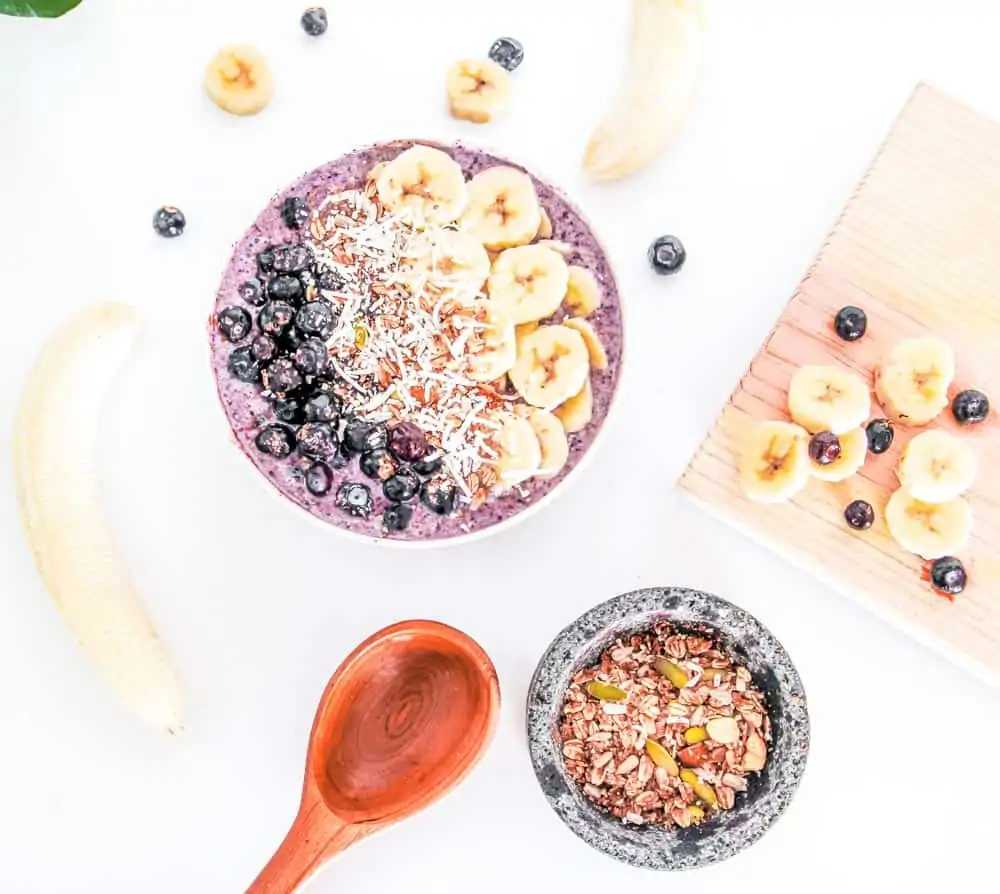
560,622,771,829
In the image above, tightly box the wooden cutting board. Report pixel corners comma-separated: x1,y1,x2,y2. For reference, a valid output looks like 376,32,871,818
678,84,1000,687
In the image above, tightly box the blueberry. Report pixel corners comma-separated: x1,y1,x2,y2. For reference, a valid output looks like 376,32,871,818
278,326,305,354
258,300,296,336
382,502,414,532
330,442,354,470
272,396,306,425
844,499,875,531
303,390,340,423
808,431,841,466
250,334,278,364
281,196,310,229
228,346,261,383
239,278,266,306
360,448,398,481
261,357,303,397
420,476,458,515
412,452,443,477
488,36,524,71
648,235,686,275
293,337,330,376
865,419,894,454
929,556,967,596
952,389,990,426
834,306,867,342
304,461,333,496
383,467,420,502
296,300,337,338
336,482,373,518
153,205,185,238
272,243,312,274
255,423,295,457
343,420,388,454
268,274,305,304
296,421,338,459
387,421,428,463
301,6,328,36
217,306,252,343
317,268,345,292
257,247,277,274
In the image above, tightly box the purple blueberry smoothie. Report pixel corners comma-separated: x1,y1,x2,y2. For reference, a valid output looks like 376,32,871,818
209,140,623,541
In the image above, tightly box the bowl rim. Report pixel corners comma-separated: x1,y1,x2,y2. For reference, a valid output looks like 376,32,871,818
525,586,811,871
210,137,626,550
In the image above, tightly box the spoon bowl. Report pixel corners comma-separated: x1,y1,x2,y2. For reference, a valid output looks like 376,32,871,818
247,620,500,893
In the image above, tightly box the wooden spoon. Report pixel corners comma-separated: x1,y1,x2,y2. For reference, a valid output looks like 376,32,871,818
246,620,500,893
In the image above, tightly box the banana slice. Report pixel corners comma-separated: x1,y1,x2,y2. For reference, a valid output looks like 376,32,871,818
787,365,871,435
737,421,811,504
488,245,569,324
204,45,274,116
536,208,554,240
446,58,511,124
515,321,539,343
564,265,602,318
494,413,543,485
526,410,570,478
460,166,542,250
562,317,609,371
808,427,867,482
885,488,972,559
463,301,517,383
14,304,184,734
898,430,977,503
375,145,468,225
402,228,490,304
875,337,955,426
554,377,594,434
509,324,590,410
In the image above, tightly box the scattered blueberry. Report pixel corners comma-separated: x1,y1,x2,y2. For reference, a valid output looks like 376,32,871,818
293,337,330,377
296,300,337,338
301,6,328,36
250,333,278,364
808,431,841,466
272,243,312,274
303,390,340,423
336,482,373,517
421,476,458,515
844,499,875,531
412,452,443,477
929,556,967,596
834,306,868,342
228,346,260,383
297,421,338,459
281,196,310,229
488,36,524,71
952,389,990,426
317,268,346,292
153,206,186,238
343,420,388,454
383,467,421,502
330,442,353,470
261,357,303,397
865,419,894,454
272,396,306,425
387,421,428,463
258,300,296,336
255,423,295,457
304,461,333,496
239,278,266,306
382,502,414,533
360,448,398,481
268,274,305,304
278,326,305,354
217,306,252,343
256,247,277,274
648,235,686,275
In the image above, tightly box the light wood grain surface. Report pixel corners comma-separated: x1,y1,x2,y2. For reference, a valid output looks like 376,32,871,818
679,84,1000,686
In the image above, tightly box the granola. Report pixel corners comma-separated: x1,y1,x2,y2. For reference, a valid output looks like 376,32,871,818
559,622,771,829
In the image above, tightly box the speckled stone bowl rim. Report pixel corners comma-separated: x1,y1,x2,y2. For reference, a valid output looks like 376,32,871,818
211,138,626,550
525,587,811,870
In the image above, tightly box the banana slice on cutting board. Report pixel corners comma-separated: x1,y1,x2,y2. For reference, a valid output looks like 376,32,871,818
402,228,490,304
488,245,569,324
885,488,972,559
463,301,517,383
526,410,570,478
875,337,955,426
460,166,542,250
494,413,543,485
562,317,608,371
564,265,602,318
376,145,468,225
204,45,274,116
14,304,184,734
787,365,871,435
554,377,594,434
737,420,811,504
809,427,867,483
897,430,977,503
446,58,511,124
509,324,590,410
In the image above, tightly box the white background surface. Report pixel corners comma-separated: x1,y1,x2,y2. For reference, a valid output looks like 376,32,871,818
2,1,1000,891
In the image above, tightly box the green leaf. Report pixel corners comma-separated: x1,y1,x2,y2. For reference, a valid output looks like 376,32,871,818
0,0,82,17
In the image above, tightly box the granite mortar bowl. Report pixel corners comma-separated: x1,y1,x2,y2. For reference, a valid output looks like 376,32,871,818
526,587,810,870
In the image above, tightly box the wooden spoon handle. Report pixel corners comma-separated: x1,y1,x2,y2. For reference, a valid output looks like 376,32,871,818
246,798,360,894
